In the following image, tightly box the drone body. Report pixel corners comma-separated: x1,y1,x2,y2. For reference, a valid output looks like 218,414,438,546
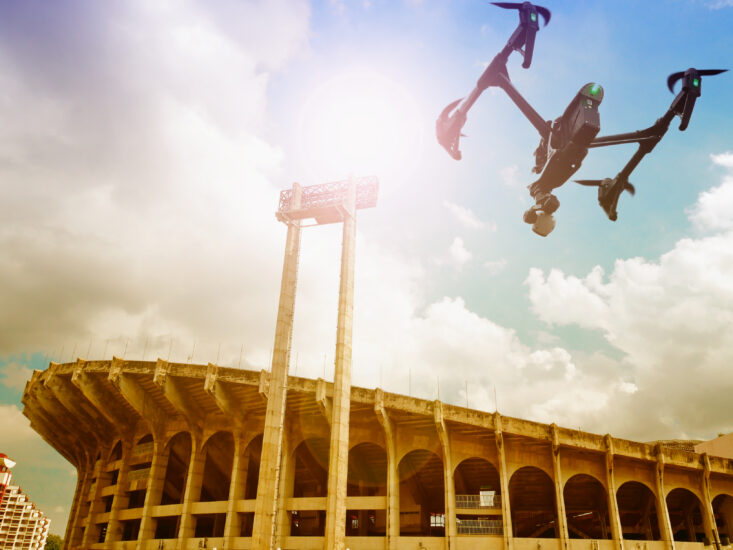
436,3,727,236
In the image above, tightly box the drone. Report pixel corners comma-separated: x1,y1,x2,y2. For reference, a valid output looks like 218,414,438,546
436,1,727,236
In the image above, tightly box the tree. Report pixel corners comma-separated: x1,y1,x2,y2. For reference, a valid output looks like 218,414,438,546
45,534,63,550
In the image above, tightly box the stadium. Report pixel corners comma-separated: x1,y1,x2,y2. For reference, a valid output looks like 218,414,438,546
21,357,733,550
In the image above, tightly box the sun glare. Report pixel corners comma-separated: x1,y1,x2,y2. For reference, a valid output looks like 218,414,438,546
296,69,426,186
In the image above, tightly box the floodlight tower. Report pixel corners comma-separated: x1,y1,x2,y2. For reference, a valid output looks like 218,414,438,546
0,453,16,506
251,176,379,550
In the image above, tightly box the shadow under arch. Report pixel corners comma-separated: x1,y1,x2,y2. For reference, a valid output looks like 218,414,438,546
510,465,557,538
198,431,234,502
666,487,705,542
616,481,661,540
564,473,610,539
398,449,445,537
290,437,330,537
454,457,502,536
346,442,388,537
714,493,733,545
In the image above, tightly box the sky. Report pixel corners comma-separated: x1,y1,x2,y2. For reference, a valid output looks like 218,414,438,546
1,0,732,534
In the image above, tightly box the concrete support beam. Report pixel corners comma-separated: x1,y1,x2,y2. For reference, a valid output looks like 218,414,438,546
604,435,625,550
223,431,247,543
205,363,246,425
106,440,133,543
654,447,676,550
251,183,302,550
316,378,333,425
81,445,112,548
153,359,206,437
70,361,134,440
275,431,295,545
495,414,514,550
136,438,169,549
65,459,94,549
23,394,85,467
551,424,571,549
258,370,270,402
34,380,104,449
375,389,399,550
107,359,165,436
44,363,117,443
324,178,357,550
177,436,206,548
435,401,457,549
701,453,721,549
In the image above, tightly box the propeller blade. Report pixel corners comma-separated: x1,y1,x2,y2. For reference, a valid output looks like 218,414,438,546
439,98,463,119
491,2,522,9
536,6,551,25
667,71,685,93
698,69,728,76
625,183,635,196
574,179,602,187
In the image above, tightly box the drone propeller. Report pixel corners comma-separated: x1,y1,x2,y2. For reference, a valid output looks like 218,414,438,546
666,68,727,130
667,68,727,93
491,2,551,26
575,179,635,196
575,178,635,221
491,2,551,68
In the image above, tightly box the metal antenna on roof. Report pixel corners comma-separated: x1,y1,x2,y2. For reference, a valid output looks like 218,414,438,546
238,344,244,369
142,337,149,361
167,338,173,362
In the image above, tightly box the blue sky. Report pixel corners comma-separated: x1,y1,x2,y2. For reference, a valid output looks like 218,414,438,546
0,0,732,534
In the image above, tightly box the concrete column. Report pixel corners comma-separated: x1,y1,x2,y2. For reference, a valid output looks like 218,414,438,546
605,435,625,550
495,414,514,550
106,440,134,542
324,179,358,550
177,436,206,548
551,425,570,550
251,183,302,550
136,436,169,549
435,402,456,548
66,458,94,549
224,432,246,543
654,448,676,550
275,431,295,546
376,389,398,550
81,445,111,548
701,454,721,549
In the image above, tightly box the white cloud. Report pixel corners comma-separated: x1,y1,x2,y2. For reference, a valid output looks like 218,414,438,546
443,200,490,230
484,258,507,275
500,164,520,187
525,155,733,439
689,152,733,231
0,362,33,391
449,237,473,268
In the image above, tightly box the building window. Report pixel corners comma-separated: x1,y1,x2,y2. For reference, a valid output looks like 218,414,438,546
430,513,445,528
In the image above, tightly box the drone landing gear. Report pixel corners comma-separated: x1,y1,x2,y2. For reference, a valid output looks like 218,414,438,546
523,193,559,236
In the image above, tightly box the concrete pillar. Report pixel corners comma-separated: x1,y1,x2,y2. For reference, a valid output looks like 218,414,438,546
106,440,134,542
495,414,514,550
551,425,570,550
251,183,302,550
376,389,399,550
605,435,625,550
324,179,358,550
435,402,456,548
65,457,94,549
177,436,205,547
275,431,295,545
81,445,111,548
136,436,170,549
654,448,676,550
224,431,246,543
701,454,721,549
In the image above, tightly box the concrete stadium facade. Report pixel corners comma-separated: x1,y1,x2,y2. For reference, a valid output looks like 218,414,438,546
21,357,733,550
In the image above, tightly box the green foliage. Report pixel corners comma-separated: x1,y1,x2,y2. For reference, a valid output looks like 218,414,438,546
45,534,63,550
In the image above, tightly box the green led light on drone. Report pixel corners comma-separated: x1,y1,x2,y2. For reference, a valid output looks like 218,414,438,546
589,83,601,96
693,78,700,87
531,12,537,22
